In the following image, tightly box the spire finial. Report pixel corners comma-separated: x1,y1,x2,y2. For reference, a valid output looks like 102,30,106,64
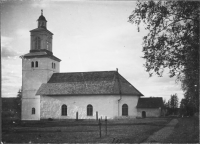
41,9,43,15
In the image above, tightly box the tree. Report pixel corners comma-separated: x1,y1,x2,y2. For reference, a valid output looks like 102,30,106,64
166,94,179,115
129,0,199,113
180,98,191,116
15,88,22,118
163,98,170,116
163,99,167,108
169,94,179,109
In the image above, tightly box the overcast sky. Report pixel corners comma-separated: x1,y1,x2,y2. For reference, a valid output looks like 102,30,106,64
1,0,184,102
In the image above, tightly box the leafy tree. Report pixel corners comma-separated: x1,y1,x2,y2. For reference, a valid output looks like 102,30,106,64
165,94,179,115
15,88,22,118
129,0,199,78
170,93,179,109
179,98,192,116
163,98,170,109
163,98,170,116
163,99,167,108
129,0,199,113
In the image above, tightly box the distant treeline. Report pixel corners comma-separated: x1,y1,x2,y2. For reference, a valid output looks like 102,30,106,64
2,97,21,120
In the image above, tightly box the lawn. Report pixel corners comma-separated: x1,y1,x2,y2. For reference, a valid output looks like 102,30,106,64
163,117,199,143
2,118,170,143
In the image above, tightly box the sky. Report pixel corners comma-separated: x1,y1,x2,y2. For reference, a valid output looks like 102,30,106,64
1,0,184,102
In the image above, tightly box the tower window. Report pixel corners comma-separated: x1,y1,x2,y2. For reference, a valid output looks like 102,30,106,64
61,105,67,116
35,61,38,67
32,108,35,115
52,62,56,69
122,104,128,116
87,104,93,116
31,61,34,68
47,41,49,50
35,37,41,49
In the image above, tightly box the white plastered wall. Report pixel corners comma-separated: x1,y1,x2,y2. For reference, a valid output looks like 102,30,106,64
40,95,139,119
22,57,60,120
137,108,161,118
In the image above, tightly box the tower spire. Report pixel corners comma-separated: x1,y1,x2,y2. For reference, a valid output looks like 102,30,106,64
37,9,47,29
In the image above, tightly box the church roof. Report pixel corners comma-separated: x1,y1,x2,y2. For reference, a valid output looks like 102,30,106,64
30,28,53,35
38,15,47,22
136,97,164,108
22,50,61,62
36,71,144,96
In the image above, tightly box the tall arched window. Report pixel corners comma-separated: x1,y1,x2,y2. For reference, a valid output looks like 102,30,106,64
54,63,56,69
31,61,34,68
52,62,54,68
32,108,35,114
46,40,49,50
122,104,128,116
87,104,93,116
35,61,38,67
35,37,41,49
61,105,67,116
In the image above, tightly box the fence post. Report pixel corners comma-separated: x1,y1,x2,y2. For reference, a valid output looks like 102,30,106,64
99,118,101,138
105,116,107,136
96,111,98,121
76,112,78,121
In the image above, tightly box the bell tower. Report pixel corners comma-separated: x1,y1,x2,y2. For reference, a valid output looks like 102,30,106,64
30,10,53,52
38,10,47,29
20,10,61,120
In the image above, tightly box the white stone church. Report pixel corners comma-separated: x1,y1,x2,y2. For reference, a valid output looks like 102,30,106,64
20,11,148,121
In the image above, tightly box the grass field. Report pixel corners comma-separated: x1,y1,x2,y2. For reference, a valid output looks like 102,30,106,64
2,117,199,143
2,118,171,143
164,117,199,143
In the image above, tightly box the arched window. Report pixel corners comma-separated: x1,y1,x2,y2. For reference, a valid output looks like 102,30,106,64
47,40,49,50
122,104,128,116
61,105,67,116
32,108,35,114
31,61,34,68
35,61,38,67
52,62,54,68
54,63,56,69
35,37,41,49
87,104,93,116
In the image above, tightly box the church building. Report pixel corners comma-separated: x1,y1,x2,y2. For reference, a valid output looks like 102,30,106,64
21,11,144,120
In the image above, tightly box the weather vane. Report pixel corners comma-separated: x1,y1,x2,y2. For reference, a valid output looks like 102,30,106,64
41,9,43,15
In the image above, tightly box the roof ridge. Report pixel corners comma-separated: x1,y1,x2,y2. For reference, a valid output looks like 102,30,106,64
140,97,163,99
53,70,117,74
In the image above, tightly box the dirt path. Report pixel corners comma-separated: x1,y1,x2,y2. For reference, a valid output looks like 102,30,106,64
144,119,178,143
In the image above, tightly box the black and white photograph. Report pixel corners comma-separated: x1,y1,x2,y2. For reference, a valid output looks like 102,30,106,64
1,0,199,143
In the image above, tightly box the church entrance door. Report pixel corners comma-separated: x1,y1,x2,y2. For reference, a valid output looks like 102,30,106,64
142,111,146,118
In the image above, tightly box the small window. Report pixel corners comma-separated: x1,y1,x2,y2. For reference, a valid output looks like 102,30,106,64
52,62,53,68
32,108,35,114
122,104,128,116
87,104,93,116
35,61,38,67
54,63,56,69
61,105,67,116
31,61,34,68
